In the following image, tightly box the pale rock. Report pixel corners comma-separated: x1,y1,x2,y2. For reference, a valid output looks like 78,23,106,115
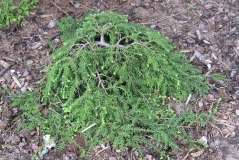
204,4,212,9
198,101,203,107
74,3,80,8
53,38,59,45
236,109,239,115
48,20,56,28
214,139,220,146
150,24,157,29
230,131,236,138
10,69,15,74
228,12,236,17
199,136,207,145
27,60,33,65
131,2,136,6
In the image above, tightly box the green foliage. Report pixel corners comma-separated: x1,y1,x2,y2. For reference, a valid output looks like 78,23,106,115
11,12,216,159
0,0,38,28
187,3,194,10
207,73,226,81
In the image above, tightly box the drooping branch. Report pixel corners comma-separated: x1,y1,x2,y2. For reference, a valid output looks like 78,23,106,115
96,69,108,94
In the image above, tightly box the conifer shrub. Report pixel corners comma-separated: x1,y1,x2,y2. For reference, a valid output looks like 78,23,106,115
11,12,217,159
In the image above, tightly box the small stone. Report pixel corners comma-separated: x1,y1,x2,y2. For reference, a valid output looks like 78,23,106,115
204,4,212,9
218,8,223,12
203,39,210,45
10,70,15,74
228,12,236,17
131,2,136,6
109,157,117,160
199,136,207,145
74,3,80,8
198,101,203,107
27,60,33,65
150,24,157,29
134,151,139,157
116,149,121,153
144,2,150,7
230,131,236,138
214,139,220,146
231,70,237,78
48,20,56,28
236,109,239,115
143,154,152,160
53,38,59,45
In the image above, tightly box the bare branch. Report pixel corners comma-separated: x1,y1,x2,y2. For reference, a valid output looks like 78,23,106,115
96,33,110,47
96,69,108,94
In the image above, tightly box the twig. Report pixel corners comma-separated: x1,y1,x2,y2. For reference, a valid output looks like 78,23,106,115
96,69,108,94
50,0,69,16
213,119,236,128
233,47,239,56
81,123,97,133
185,93,191,106
97,146,108,154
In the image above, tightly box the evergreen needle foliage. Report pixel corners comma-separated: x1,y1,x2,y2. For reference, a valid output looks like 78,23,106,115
11,12,216,159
